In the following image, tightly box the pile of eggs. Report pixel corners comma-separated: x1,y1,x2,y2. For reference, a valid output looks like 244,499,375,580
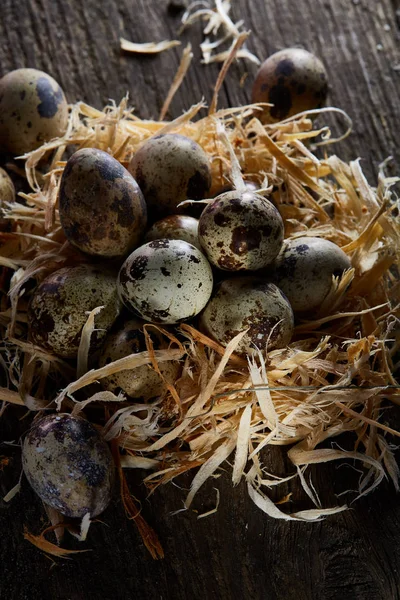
0,50,352,519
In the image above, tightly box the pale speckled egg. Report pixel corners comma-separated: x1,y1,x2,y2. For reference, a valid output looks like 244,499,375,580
22,413,114,518
99,318,181,401
200,277,294,355
128,133,211,219
59,148,147,258
145,215,201,250
0,68,68,155
28,264,121,358
252,48,328,123
270,236,351,313
118,239,213,324
198,191,284,271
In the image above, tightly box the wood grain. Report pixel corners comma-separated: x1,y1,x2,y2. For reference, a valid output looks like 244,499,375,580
0,1,399,599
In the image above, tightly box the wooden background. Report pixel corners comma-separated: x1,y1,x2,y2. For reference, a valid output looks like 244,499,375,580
1,1,400,598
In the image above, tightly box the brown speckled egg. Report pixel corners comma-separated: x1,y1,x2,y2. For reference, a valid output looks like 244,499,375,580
270,236,351,313
0,167,15,230
59,148,147,258
200,277,294,355
99,318,181,400
28,265,121,358
128,133,211,219
118,239,213,324
198,191,284,271
252,48,328,122
0,167,15,204
145,215,201,250
0,68,68,155
22,413,114,518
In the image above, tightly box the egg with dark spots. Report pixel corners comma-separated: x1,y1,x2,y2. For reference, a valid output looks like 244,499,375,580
118,239,213,324
59,148,147,258
200,277,294,355
145,215,201,250
198,190,284,271
0,167,15,230
252,48,328,122
99,318,181,400
270,236,351,313
22,413,114,519
28,264,121,358
0,68,68,155
128,133,211,219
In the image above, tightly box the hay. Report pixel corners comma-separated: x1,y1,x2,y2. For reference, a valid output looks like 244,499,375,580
0,41,399,552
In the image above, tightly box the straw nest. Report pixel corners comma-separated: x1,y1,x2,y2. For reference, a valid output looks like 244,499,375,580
0,57,399,557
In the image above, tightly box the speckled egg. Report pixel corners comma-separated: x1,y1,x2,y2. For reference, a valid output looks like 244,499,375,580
198,191,284,271
0,167,15,204
28,264,121,358
99,318,181,400
118,239,213,324
59,148,147,258
0,68,68,155
252,48,328,122
145,215,201,250
0,167,15,230
22,413,114,518
270,236,351,313
128,133,211,219
200,277,294,354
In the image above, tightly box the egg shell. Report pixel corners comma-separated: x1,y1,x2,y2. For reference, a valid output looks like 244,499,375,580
129,133,211,219
145,215,201,250
118,239,213,324
200,277,294,355
99,318,181,400
198,191,284,271
22,413,114,518
59,148,147,258
270,236,351,313
252,48,328,122
0,68,68,155
28,264,121,358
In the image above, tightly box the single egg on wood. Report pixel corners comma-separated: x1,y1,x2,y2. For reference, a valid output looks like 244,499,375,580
252,48,328,122
270,236,351,313
198,190,284,271
118,239,213,324
200,277,294,355
0,68,68,155
28,264,121,358
145,214,201,250
99,318,181,401
22,413,114,518
59,148,147,258
128,133,211,219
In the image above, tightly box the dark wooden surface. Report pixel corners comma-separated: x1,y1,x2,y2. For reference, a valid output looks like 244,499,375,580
1,1,400,599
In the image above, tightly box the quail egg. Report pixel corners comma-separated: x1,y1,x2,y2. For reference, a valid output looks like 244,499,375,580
22,413,114,518
270,236,351,313
0,68,68,155
28,264,121,358
198,190,284,271
200,277,294,354
99,318,181,401
118,239,213,324
145,215,201,250
252,48,328,122
128,133,211,219
59,148,147,258
0,167,15,230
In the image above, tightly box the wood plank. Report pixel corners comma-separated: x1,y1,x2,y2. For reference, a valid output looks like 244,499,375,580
0,1,399,599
